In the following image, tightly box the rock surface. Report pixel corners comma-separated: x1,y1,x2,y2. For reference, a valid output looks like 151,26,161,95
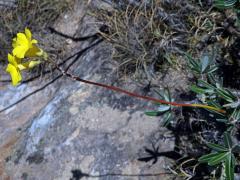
0,1,190,179
0,0,16,8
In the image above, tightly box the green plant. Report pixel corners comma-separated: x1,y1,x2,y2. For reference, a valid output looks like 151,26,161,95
187,51,240,179
199,132,240,180
213,0,240,28
191,78,240,125
144,48,240,179
214,0,240,9
145,88,176,126
186,50,240,124
186,52,218,76
187,49,240,179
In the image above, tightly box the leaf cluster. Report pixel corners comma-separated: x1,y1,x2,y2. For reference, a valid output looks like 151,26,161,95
144,49,240,179
214,0,240,9
199,132,240,180
186,52,218,75
145,88,175,126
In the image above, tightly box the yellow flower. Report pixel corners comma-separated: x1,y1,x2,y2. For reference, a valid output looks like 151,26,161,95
12,28,43,59
6,54,41,86
6,28,45,86
6,54,22,86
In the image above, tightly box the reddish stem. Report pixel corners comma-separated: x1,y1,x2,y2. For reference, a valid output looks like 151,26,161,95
60,70,225,113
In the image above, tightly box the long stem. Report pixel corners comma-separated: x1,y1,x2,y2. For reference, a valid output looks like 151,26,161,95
55,63,226,114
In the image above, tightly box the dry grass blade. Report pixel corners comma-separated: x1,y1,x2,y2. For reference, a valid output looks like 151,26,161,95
92,0,190,77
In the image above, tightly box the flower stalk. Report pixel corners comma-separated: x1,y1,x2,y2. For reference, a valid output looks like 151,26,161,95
52,60,226,114
4,28,226,114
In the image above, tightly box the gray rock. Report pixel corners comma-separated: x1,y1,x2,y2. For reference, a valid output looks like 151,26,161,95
0,0,16,8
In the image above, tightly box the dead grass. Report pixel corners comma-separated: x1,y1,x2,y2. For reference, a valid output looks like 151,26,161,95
92,0,193,77
184,5,240,67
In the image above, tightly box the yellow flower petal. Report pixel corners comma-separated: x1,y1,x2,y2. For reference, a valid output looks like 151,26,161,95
12,38,17,48
12,33,30,58
12,28,45,59
8,53,22,65
18,60,41,70
25,28,32,40
16,33,29,46
25,45,42,57
36,48,43,56
7,54,18,66
31,39,38,44
43,51,48,60
17,64,27,70
28,60,41,68
13,45,28,58
6,64,22,86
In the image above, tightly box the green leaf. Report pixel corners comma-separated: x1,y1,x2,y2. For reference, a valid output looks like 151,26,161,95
199,152,221,163
163,88,171,102
158,105,170,112
207,143,228,152
154,88,172,102
207,66,218,74
186,54,201,74
162,112,173,127
214,0,237,8
206,101,226,116
198,79,216,90
216,88,236,103
216,118,229,123
207,101,222,109
207,73,218,84
224,132,233,149
201,54,210,73
191,85,206,94
145,111,160,116
230,108,240,122
223,101,240,108
208,152,229,166
225,153,235,180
